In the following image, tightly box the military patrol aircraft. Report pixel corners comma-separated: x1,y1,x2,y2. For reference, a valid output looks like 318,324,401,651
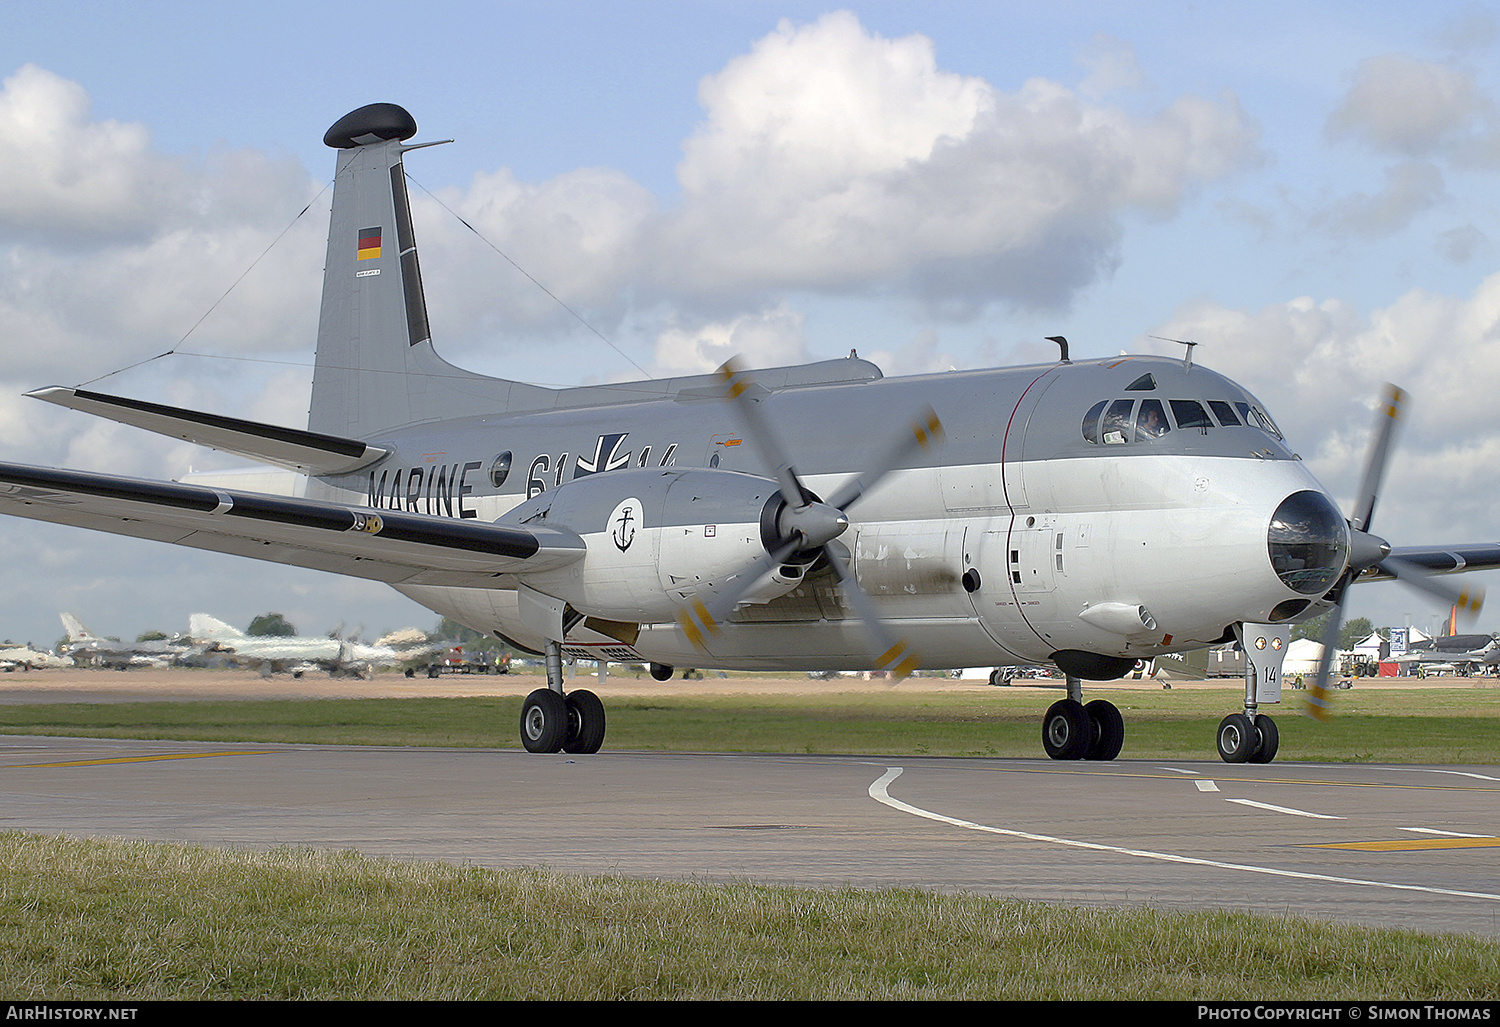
0,103,1495,762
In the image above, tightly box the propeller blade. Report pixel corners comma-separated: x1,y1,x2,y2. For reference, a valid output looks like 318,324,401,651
1303,592,1347,722
1379,557,1486,621
717,358,813,507
697,357,940,681
823,405,944,513
823,541,920,681
1305,383,1408,722
675,537,806,652
1350,383,1405,534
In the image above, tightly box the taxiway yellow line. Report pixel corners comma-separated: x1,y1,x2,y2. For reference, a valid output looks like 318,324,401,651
1306,837,1500,852
4,751,274,769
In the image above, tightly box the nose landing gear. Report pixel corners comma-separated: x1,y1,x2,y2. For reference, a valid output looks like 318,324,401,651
1217,622,1289,764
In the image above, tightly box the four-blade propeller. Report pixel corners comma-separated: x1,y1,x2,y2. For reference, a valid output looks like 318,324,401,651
675,358,943,679
1305,384,1485,719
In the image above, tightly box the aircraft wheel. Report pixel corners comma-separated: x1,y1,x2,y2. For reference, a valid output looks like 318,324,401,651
520,688,569,754
563,689,607,755
1216,713,1256,763
1248,714,1279,764
649,663,673,681
1084,699,1124,761
1042,699,1091,760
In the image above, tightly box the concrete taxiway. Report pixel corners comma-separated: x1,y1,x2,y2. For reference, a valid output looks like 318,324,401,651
1,732,1496,938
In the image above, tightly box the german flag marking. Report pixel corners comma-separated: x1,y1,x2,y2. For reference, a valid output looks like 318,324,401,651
357,226,382,260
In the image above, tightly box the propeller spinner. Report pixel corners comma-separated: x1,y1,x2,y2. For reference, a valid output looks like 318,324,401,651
675,358,943,679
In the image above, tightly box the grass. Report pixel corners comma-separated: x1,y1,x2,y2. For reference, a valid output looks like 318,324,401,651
0,833,1495,1001
2,682,1497,999
0,685,1497,762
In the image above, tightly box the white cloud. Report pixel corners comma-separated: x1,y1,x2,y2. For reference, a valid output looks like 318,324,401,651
649,305,810,377
1314,160,1448,239
0,65,183,238
1326,53,1483,157
651,12,1259,311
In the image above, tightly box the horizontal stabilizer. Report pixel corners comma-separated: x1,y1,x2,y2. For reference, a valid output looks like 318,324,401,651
27,387,388,476
0,461,585,588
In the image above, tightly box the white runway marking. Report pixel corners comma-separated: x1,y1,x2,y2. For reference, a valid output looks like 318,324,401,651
1401,827,1490,838
1195,780,1220,792
867,767,1500,903
1225,798,1343,819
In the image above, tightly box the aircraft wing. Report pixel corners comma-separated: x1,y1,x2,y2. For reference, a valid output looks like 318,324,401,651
0,461,585,588
1366,544,1500,581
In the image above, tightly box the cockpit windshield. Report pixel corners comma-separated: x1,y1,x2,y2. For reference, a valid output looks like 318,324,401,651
1081,394,1284,446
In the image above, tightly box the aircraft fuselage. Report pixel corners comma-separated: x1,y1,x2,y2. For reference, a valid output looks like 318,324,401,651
306,353,1344,674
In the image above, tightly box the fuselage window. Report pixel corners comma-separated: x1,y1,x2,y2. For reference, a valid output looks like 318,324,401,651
1125,373,1157,391
1208,400,1241,426
1081,400,1107,444
1170,399,1212,430
1102,399,1135,444
489,451,513,488
1137,399,1170,439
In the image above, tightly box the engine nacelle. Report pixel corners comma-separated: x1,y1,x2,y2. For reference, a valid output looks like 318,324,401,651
498,467,814,623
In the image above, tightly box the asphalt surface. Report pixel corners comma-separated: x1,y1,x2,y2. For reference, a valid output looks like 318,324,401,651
2,732,1497,938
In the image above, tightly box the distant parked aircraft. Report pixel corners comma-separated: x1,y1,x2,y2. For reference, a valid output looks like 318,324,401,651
59,613,203,670
188,614,434,677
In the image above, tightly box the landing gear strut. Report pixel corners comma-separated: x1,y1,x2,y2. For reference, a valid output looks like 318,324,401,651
519,639,607,754
1218,622,1289,764
1041,677,1124,761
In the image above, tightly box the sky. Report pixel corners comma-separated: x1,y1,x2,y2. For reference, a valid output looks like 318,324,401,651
1,0,1499,649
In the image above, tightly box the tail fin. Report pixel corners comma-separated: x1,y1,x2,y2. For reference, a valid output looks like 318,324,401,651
59,613,96,643
310,104,553,439
189,614,243,640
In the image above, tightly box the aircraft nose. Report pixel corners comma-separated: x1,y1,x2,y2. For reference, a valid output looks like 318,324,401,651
1267,490,1349,595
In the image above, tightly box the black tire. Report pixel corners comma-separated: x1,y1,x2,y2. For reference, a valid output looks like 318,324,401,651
1042,699,1091,760
649,663,673,681
1217,712,1256,763
563,689,607,755
1084,699,1124,761
1248,714,1279,764
520,688,569,753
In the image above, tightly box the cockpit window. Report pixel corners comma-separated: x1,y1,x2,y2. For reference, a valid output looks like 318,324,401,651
1235,402,1283,439
1137,399,1170,439
1125,374,1157,391
1208,400,1240,426
1082,400,1107,444
1170,399,1212,430
1082,391,1288,447
1101,399,1135,444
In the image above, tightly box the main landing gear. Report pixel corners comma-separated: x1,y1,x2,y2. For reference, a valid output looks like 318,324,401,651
1040,621,1291,764
519,640,607,754
1041,678,1124,761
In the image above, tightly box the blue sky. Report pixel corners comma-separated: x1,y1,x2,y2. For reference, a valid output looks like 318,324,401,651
1,1,1498,648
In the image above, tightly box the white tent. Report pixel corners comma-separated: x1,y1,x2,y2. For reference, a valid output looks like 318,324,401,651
1352,630,1387,661
1284,637,1325,676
